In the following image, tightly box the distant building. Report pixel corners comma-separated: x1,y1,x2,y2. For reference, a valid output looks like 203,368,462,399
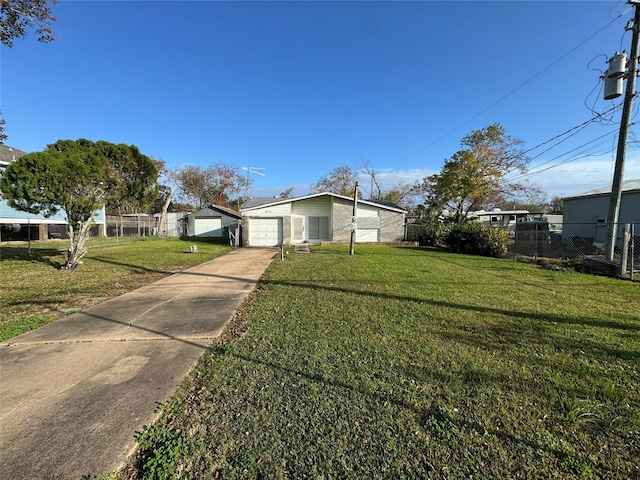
562,179,640,253
0,144,106,241
468,209,531,229
563,179,640,225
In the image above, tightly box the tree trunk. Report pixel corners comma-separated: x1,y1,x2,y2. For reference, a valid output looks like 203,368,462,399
157,184,175,238
64,219,93,271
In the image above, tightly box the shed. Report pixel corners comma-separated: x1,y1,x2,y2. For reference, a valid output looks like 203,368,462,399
562,179,640,252
563,179,640,224
240,192,406,247
185,205,241,238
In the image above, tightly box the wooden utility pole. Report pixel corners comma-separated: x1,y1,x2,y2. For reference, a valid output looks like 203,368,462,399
350,181,358,255
606,1,640,260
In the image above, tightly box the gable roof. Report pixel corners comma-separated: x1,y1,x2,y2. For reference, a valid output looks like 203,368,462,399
208,204,242,219
0,144,28,167
564,179,640,200
366,199,404,210
240,192,406,213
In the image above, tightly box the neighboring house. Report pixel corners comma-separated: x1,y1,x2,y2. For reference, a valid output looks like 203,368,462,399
240,192,406,247
563,179,640,225
184,205,241,238
0,144,27,169
0,144,106,241
468,209,531,229
562,179,640,252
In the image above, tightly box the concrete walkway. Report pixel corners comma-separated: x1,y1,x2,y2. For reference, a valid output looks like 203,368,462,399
0,248,277,480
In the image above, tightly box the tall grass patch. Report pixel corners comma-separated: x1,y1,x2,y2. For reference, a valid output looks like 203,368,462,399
131,245,639,478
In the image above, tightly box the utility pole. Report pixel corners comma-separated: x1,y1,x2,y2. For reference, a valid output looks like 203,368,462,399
606,1,640,261
350,181,358,255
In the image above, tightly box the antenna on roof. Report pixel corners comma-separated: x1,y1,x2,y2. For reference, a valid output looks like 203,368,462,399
241,166,265,199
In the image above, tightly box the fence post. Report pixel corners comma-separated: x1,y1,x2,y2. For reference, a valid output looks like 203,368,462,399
631,224,635,281
534,222,538,260
621,224,631,277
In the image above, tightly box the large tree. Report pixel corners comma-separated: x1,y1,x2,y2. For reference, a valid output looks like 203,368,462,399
175,164,245,209
1,0,56,47
0,139,158,270
310,166,359,197
419,123,530,220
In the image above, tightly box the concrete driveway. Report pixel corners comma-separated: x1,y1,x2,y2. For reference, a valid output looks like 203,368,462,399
0,247,277,479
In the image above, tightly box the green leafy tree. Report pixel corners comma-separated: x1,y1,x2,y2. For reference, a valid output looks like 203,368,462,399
1,0,56,47
0,139,158,271
420,123,530,220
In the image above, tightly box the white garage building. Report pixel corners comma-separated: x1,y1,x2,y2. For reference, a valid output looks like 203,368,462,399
184,205,241,238
240,192,406,247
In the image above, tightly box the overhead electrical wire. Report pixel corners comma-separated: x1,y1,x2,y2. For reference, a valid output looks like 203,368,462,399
384,4,633,169
520,104,620,157
506,128,620,182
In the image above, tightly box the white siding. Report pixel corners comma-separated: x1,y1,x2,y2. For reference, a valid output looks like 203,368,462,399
292,197,332,216
248,203,291,217
356,205,379,218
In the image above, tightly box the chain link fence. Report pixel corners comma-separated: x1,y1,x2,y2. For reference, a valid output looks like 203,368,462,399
405,220,638,280
509,221,638,280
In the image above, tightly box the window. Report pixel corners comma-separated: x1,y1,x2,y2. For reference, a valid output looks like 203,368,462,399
308,216,329,240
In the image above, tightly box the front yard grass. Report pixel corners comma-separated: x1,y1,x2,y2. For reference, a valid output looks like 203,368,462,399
0,237,233,341
129,245,640,479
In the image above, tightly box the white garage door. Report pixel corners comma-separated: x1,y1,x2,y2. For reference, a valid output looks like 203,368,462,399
356,229,379,242
355,207,380,243
194,217,223,237
250,218,281,246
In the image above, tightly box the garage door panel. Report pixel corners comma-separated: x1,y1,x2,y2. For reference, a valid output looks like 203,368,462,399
250,218,281,246
356,229,378,242
194,217,223,237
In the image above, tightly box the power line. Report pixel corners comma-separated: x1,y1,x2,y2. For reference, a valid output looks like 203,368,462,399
506,128,620,182
521,104,620,157
384,4,632,169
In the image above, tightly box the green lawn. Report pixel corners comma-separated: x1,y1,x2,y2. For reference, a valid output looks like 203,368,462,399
0,237,233,341
128,245,640,479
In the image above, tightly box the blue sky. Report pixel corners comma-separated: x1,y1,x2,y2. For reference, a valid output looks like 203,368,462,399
2,0,639,201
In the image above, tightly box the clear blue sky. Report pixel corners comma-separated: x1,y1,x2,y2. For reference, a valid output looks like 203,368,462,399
2,0,639,200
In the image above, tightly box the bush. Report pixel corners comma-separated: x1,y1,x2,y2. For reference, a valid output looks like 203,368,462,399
444,222,508,257
412,217,451,246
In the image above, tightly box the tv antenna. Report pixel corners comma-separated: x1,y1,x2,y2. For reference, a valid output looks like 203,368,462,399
242,166,265,199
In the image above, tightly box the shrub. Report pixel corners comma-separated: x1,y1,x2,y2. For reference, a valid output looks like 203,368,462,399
412,217,451,246
444,222,508,257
